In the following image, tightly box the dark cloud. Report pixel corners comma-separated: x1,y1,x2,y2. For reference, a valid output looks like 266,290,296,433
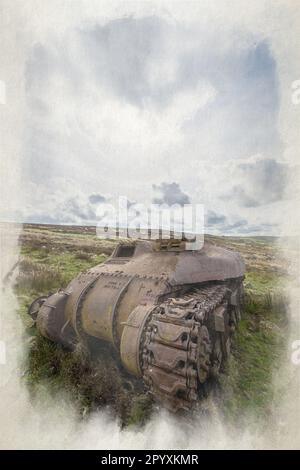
206,210,249,233
239,158,288,204
224,158,289,207
89,193,106,204
206,210,227,225
152,182,190,206
224,219,248,231
204,208,272,235
81,17,165,108
62,197,97,221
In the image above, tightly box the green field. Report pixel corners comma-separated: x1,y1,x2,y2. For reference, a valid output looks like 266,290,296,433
15,224,290,427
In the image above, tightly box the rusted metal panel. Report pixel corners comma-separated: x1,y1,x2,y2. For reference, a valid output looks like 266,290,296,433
80,274,132,343
119,305,153,376
115,276,168,345
36,291,75,347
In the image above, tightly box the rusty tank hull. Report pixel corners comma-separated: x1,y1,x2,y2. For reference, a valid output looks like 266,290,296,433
29,239,245,411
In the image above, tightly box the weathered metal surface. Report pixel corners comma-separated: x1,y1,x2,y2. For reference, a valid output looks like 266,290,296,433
141,284,236,411
30,238,245,412
71,240,245,286
35,291,76,347
119,304,153,376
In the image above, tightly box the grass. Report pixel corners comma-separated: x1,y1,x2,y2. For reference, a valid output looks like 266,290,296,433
16,248,107,326
220,270,288,424
244,271,281,295
15,224,290,427
25,334,152,426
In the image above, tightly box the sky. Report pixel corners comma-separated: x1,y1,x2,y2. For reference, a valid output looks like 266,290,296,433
1,0,299,235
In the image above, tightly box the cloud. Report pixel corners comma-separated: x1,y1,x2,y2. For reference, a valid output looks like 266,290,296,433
10,9,288,236
24,196,97,225
63,197,96,221
206,210,227,225
152,182,191,206
225,186,260,208
81,17,165,108
89,193,106,204
224,157,289,207
205,209,258,235
16,179,108,225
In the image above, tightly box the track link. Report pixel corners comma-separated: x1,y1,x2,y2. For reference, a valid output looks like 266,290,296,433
141,281,242,412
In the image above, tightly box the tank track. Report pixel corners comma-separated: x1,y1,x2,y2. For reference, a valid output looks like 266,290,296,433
141,281,242,412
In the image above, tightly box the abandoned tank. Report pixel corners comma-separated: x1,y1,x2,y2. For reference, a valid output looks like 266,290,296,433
28,238,245,412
